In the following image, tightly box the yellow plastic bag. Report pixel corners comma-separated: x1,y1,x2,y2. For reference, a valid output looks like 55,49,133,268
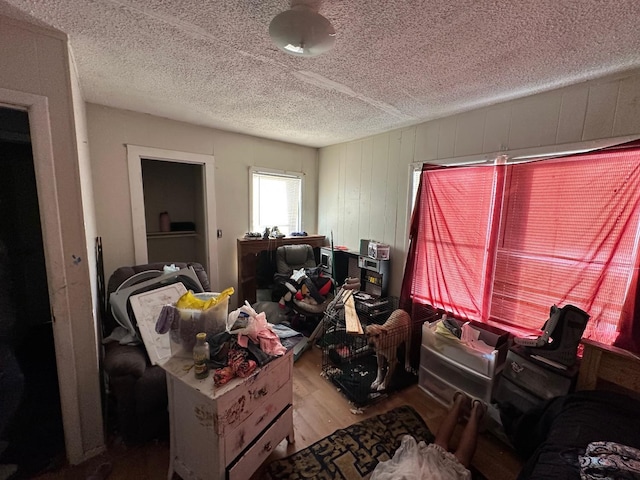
175,287,234,310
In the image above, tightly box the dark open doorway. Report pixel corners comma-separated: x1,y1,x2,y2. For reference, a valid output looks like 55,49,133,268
0,107,65,477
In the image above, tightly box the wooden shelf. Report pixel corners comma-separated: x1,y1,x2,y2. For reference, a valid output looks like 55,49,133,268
147,230,196,239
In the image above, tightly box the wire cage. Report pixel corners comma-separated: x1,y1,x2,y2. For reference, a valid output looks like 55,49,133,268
319,294,438,407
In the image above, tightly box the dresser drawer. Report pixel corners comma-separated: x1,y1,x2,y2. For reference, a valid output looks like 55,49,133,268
494,375,543,413
227,405,293,480
225,381,292,464
420,345,494,403
419,365,454,406
217,353,292,434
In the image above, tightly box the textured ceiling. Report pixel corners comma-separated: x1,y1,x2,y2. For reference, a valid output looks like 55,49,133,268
1,0,640,148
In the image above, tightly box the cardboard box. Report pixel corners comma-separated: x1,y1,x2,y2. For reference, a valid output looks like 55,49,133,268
468,320,510,349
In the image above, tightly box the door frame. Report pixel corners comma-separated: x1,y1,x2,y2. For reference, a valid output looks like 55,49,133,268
126,145,219,287
0,88,87,462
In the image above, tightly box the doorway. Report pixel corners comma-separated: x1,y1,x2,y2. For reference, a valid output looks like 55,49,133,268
127,145,219,287
142,159,207,266
0,107,65,475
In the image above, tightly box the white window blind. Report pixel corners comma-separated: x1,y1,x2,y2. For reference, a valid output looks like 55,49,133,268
251,168,302,235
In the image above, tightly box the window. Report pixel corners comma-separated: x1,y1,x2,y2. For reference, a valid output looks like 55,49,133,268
410,166,498,320
404,146,640,345
409,163,422,214
491,154,640,343
408,158,493,221
250,168,303,235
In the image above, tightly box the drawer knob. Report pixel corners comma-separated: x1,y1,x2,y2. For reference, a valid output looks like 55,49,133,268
263,441,272,452
253,387,268,399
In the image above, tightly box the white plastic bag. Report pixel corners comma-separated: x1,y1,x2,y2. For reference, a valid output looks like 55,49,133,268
229,301,287,356
371,435,471,480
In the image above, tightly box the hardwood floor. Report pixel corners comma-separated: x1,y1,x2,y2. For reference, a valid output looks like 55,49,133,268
250,346,523,480
32,346,523,480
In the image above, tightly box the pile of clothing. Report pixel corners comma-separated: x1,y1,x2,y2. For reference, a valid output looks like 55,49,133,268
156,301,300,386
272,266,333,309
209,303,289,386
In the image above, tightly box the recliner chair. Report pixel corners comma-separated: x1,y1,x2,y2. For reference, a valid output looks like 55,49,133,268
275,244,316,274
272,245,333,322
101,262,210,444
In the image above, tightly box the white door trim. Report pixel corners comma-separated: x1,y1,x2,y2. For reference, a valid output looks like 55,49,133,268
0,88,86,462
126,145,219,287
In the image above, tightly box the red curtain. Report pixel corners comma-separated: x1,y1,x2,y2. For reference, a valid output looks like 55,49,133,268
401,164,499,320
401,144,640,353
400,164,441,321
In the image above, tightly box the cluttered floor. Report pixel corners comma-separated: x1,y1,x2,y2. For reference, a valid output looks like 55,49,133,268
27,346,523,480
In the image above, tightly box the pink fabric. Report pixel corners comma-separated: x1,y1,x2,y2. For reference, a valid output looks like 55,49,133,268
227,348,257,378
402,143,640,348
213,348,258,386
213,366,234,386
404,165,498,321
236,311,287,356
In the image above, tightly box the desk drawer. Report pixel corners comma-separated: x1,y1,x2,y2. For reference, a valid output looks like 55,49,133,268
217,353,292,434
227,405,293,480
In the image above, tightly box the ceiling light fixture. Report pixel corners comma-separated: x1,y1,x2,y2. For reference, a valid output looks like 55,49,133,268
269,1,336,57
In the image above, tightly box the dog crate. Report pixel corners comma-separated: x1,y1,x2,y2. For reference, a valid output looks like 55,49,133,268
319,296,435,407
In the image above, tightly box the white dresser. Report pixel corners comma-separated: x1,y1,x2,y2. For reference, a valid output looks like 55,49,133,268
162,350,294,480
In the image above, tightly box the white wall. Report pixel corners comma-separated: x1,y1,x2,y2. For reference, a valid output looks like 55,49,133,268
86,104,318,305
0,15,104,463
319,68,640,298
70,53,98,314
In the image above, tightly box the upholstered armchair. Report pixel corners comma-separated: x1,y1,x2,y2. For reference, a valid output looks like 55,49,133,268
275,244,317,274
273,244,333,320
102,262,210,444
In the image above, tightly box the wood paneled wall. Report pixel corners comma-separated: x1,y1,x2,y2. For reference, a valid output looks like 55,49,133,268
318,68,640,298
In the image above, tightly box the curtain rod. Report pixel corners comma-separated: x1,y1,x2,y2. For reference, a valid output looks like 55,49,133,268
417,134,640,168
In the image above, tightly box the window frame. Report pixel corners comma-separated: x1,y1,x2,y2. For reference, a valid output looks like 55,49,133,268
249,166,304,235
408,162,422,218
407,145,640,344
407,156,494,225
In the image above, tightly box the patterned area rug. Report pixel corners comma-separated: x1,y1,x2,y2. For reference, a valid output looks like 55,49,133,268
264,405,435,480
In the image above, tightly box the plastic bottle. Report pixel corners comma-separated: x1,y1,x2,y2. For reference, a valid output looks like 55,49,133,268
193,332,210,379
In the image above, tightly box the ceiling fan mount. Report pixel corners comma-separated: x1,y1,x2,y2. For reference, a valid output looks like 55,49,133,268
268,0,336,57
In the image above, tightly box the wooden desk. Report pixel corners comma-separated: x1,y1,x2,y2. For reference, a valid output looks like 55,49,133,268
236,235,326,305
